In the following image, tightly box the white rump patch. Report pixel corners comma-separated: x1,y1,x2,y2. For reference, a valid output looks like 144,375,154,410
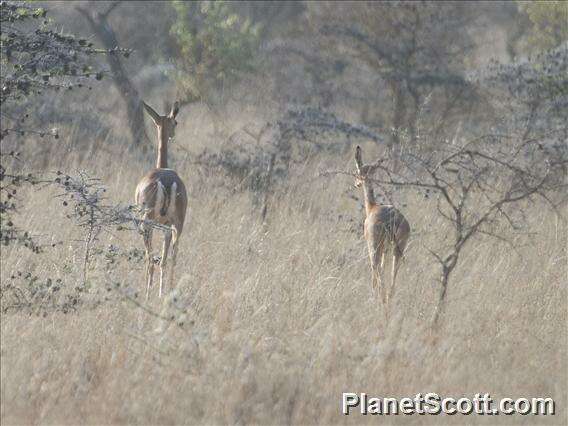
166,182,178,217
155,181,166,217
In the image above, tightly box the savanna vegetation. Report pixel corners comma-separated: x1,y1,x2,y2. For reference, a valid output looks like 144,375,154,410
1,1,566,425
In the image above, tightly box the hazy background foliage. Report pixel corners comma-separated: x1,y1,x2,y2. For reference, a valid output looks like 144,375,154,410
1,1,566,425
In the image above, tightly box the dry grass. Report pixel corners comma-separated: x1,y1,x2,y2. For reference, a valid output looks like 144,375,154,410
1,112,566,426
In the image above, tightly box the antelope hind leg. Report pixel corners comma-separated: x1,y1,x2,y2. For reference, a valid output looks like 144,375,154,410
159,230,172,298
143,227,154,300
168,226,180,289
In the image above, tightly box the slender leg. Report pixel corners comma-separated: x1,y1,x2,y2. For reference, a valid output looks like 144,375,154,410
371,265,378,296
367,240,378,297
143,227,154,301
372,238,390,322
159,230,172,298
169,226,179,289
374,242,386,306
390,243,405,302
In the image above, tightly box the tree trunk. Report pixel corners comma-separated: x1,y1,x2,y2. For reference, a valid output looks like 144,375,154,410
390,81,406,170
432,255,458,325
76,3,149,150
407,87,420,144
432,271,449,325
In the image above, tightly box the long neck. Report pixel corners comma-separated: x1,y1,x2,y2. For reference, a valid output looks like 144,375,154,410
362,181,376,215
156,127,168,169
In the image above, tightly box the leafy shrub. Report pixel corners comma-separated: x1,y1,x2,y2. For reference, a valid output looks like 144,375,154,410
170,1,261,102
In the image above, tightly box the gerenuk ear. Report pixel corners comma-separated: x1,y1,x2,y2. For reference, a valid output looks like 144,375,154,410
169,101,180,119
142,101,161,126
355,145,363,172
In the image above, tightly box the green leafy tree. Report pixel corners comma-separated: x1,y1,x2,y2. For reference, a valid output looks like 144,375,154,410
170,1,261,103
519,1,568,52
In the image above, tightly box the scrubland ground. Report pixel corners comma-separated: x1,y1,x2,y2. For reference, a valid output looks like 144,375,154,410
1,114,566,425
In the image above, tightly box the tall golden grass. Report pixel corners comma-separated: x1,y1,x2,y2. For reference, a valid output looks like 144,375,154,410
1,109,566,425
